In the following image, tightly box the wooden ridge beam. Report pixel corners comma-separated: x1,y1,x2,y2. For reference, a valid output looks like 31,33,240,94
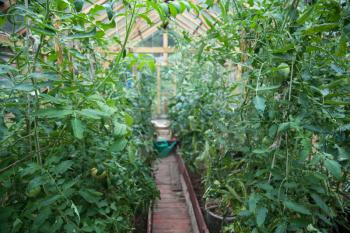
175,16,205,35
112,11,159,38
127,11,160,38
180,12,203,29
174,17,194,32
107,16,161,40
129,20,162,43
182,11,209,30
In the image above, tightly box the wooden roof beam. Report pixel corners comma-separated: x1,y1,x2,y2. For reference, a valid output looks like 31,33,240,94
180,12,203,28
182,11,209,30
130,22,161,43
106,18,161,43
115,11,159,38
126,11,160,37
174,16,205,34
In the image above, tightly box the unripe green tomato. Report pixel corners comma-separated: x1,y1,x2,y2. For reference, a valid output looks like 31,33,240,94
262,136,269,145
277,63,290,78
26,186,41,198
90,167,98,177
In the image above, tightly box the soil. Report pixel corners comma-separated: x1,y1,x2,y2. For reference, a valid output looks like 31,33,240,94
134,212,148,233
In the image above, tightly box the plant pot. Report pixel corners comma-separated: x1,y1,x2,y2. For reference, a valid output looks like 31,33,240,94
205,201,234,233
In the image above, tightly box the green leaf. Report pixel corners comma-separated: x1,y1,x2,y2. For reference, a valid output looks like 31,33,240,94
310,194,330,215
248,193,258,212
138,13,153,25
71,118,85,139
206,0,214,7
296,6,314,25
171,2,183,13
0,78,14,89
254,96,266,112
96,101,115,115
40,94,69,105
32,207,52,232
179,1,190,11
11,218,23,233
284,201,311,215
168,3,178,17
89,5,105,15
344,23,350,34
73,0,84,12
335,33,347,57
247,85,280,92
14,83,35,92
29,72,57,81
201,13,214,28
335,144,349,161
39,195,62,208
303,23,338,35
324,159,342,179
256,207,268,227
71,202,80,223
57,0,70,10
65,28,97,40
32,26,57,36
78,109,110,119
36,109,73,118
252,148,270,154
0,64,17,75
21,163,41,177
27,175,50,190
104,3,114,20
110,138,128,152
78,189,103,204
54,160,74,174
113,121,128,136
159,3,169,16
275,222,287,233
124,112,134,126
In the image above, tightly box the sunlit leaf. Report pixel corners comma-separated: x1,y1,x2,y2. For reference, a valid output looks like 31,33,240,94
324,159,342,179
71,118,85,139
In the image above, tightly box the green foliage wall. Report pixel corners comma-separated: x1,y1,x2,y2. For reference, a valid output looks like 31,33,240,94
0,0,172,232
170,0,350,232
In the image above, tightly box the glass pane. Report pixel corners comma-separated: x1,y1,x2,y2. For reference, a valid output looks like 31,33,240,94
137,30,163,47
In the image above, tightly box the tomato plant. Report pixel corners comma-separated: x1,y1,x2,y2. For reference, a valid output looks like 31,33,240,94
0,0,167,232
170,0,350,232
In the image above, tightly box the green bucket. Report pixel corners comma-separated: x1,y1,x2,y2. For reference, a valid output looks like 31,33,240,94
154,139,176,158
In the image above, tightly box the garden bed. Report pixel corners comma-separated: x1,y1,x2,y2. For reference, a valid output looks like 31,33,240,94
134,212,148,233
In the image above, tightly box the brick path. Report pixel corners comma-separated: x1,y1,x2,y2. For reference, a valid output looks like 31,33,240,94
152,155,193,233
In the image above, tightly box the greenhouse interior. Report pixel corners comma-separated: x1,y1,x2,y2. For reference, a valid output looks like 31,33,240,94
0,0,349,232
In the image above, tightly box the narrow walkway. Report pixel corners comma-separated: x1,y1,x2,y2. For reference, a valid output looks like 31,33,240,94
152,155,193,233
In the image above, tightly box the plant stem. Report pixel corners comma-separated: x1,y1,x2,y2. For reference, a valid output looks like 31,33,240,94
96,2,138,90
